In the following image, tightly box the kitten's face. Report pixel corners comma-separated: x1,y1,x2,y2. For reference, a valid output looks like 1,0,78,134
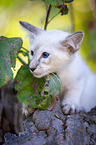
29,31,70,78
19,21,84,78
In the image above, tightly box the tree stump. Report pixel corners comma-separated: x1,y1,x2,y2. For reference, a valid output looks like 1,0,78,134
0,80,23,144
3,98,96,145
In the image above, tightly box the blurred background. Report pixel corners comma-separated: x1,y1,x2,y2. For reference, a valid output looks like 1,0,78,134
0,0,96,143
0,0,96,74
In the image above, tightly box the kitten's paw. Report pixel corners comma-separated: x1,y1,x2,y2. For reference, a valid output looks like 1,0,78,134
22,104,35,117
61,104,80,115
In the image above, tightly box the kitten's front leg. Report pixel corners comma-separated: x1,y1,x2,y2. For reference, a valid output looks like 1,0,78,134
22,103,35,117
61,80,85,114
61,96,81,115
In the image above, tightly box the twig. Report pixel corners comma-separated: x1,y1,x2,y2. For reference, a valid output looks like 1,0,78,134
44,5,52,30
48,12,60,24
17,56,26,65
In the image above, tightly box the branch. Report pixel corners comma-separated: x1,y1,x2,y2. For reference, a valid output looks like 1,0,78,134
44,5,52,30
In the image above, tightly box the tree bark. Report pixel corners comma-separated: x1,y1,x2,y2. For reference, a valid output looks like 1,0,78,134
0,80,23,144
3,98,96,145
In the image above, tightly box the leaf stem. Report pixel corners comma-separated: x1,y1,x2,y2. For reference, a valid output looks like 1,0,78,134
17,56,26,65
22,47,29,53
44,4,52,30
48,12,60,24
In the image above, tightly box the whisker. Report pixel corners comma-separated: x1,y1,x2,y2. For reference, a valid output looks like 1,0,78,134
51,72,62,87
49,74,60,95
42,70,62,88
49,73,57,88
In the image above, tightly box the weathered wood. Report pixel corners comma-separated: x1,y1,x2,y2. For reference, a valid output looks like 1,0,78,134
0,80,23,144
1,80,96,145
3,99,96,145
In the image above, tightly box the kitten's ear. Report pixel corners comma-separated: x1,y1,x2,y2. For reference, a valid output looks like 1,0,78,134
61,31,84,53
19,21,44,42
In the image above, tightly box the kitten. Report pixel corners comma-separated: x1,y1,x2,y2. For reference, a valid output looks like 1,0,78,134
20,21,96,114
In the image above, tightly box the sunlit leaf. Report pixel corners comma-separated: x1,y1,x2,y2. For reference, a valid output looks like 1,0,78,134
0,36,22,88
37,74,62,109
49,74,62,96
15,65,62,110
43,0,74,6
15,65,45,108
37,97,54,109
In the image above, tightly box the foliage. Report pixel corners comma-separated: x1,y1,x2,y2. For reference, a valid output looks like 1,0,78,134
15,65,62,109
1,0,96,109
0,0,70,109
43,0,74,15
43,0,74,30
15,65,45,108
0,36,22,87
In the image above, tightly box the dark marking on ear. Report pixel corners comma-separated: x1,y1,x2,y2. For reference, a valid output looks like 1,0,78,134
60,31,84,54
60,42,77,54
68,44,78,53
19,21,44,35
67,45,74,53
65,44,76,53
66,31,84,40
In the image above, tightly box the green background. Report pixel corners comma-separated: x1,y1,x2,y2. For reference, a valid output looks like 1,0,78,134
0,0,96,76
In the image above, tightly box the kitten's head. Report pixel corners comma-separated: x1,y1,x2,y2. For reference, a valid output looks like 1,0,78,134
19,21,84,78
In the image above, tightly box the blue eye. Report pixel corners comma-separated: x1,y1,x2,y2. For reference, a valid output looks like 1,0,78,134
43,52,49,58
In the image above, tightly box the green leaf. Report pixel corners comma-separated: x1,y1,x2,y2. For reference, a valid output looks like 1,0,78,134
15,65,45,108
0,36,23,88
44,0,74,6
37,74,62,109
49,74,62,96
37,97,54,109
44,0,62,6
15,65,62,110
60,5,69,15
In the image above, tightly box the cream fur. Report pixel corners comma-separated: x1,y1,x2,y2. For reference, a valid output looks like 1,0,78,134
20,21,96,114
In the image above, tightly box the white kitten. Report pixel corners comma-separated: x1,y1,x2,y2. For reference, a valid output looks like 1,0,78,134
20,21,96,114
